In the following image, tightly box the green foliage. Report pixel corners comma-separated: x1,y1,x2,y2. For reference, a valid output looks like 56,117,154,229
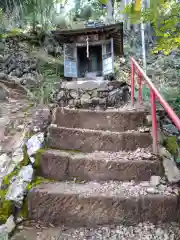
0,172,16,223
134,85,150,103
164,136,179,158
23,47,64,104
80,4,92,20
1,28,24,38
34,148,48,170
123,0,180,54
27,176,53,191
99,0,108,4
0,195,13,224
160,87,180,116
27,73,58,105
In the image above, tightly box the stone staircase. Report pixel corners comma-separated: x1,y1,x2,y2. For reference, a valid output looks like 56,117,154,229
27,106,180,228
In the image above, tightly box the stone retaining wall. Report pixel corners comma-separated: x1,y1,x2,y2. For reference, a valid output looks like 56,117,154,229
56,80,130,109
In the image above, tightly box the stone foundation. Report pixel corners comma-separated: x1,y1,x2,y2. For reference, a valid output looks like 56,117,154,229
56,80,130,109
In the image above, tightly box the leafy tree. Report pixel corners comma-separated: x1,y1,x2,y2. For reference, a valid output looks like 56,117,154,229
123,0,180,54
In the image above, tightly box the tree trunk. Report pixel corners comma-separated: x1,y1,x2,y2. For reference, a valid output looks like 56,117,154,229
107,0,113,23
75,0,81,17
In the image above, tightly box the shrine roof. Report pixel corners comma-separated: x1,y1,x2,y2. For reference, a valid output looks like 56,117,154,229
52,22,123,56
52,23,123,37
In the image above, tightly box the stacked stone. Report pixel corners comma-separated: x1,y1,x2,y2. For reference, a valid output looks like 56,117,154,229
57,80,130,109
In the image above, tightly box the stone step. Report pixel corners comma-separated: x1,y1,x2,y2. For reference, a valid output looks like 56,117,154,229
28,181,180,227
38,149,163,182
11,222,180,240
53,107,149,132
47,125,152,152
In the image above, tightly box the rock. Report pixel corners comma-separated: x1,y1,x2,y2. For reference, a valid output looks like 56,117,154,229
29,107,51,134
99,98,106,105
29,156,35,164
4,132,24,153
91,97,100,106
74,99,81,108
159,147,172,159
56,80,130,109
69,90,79,99
157,128,165,145
0,86,8,100
6,165,34,206
107,89,124,107
160,177,166,185
163,124,179,136
8,76,21,85
139,127,150,133
81,93,91,101
91,89,98,98
0,72,8,80
18,165,34,182
158,184,166,191
173,189,179,195
150,175,161,187
139,181,149,187
26,132,44,157
163,117,172,125
11,147,24,168
146,187,159,194
68,99,74,107
0,215,16,238
81,98,92,108
17,125,25,131
61,80,109,91
57,90,65,101
119,57,126,64
20,73,36,86
4,215,16,233
17,225,24,230
0,153,12,188
146,115,152,126
163,157,180,183
80,93,91,107
16,217,23,224
0,230,8,240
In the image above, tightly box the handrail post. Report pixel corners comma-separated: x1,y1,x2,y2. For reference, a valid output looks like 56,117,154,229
138,71,143,105
151,89,158,154
131,59,135,106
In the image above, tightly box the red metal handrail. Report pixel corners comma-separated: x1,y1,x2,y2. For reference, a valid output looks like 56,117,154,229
131,57,180,154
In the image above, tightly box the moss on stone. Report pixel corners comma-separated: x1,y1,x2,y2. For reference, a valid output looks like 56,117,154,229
18,176,54,219
0,189,13,224
0,165,22,223
0,143,54,223
21,145,30,166
2,169,19,189
0,144,32,223
49,146,82,153
18,199,28,219
164,136,179,158
34,148,48,170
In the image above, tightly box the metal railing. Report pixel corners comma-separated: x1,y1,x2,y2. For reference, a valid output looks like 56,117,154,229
131,57,180,154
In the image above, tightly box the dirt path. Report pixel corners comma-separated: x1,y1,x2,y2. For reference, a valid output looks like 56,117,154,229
0,98,37,154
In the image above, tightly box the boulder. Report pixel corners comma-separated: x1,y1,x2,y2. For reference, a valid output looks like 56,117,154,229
163,157,180,183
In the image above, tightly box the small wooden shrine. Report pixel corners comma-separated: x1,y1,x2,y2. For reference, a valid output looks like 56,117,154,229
52,22,123,79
